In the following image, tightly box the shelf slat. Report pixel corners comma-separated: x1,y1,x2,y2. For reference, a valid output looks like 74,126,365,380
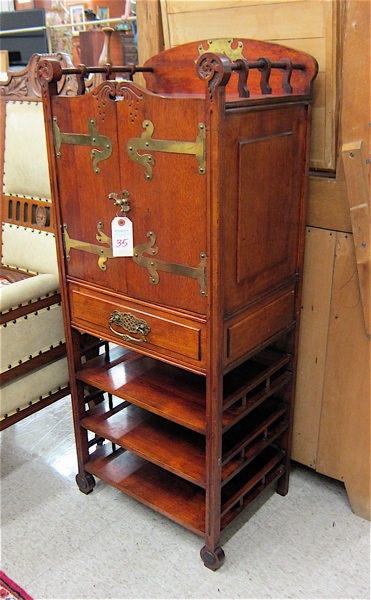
221,448,285,516
222,372,291,430
221,420,288,484
223,398,287,463
221,463,285,531
81,404,206,486
85,446,206,535
223,350,291,410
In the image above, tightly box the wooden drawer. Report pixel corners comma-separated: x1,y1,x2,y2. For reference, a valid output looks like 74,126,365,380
68,283,206,373
225,286,296,368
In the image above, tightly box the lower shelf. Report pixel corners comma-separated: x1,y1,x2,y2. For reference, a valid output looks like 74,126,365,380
84,444,285,537
85,445,206,535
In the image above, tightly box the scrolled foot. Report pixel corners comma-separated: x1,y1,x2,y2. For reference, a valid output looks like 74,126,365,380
75,473,95,494
200,545,225,571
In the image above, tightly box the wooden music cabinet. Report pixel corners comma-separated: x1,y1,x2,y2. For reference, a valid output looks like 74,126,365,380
39,39,317,569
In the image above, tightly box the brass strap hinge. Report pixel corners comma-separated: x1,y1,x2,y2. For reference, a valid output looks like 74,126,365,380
63,222,113,271
133,231,207,296
127,120,206,180
62,224,207,295
53,117,113,174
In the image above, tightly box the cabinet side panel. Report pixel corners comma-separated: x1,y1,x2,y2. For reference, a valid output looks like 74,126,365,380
237,132,295,286
223,104,309,315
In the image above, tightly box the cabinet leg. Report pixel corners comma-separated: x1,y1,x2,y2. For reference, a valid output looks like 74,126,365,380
75,472,95,495
276,468,289,496
200,545,225,570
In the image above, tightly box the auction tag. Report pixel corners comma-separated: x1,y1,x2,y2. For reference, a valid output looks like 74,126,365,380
111,216,133,257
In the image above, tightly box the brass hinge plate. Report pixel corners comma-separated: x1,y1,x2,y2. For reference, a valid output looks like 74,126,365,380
53,117,113,174
62,224,207,295
127,120,206,180
63,222,113,270
133,231,207,296
197,38,244,62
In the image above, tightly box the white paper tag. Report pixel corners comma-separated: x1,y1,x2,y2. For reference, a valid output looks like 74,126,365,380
111,216,133,257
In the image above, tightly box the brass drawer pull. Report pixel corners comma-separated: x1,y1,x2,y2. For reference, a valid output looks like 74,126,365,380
108,310,150,343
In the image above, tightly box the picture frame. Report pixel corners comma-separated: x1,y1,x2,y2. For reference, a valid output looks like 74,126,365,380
70,4,85,36
97,7,109,21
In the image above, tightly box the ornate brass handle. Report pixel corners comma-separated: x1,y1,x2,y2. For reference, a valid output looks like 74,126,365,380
108,310,150,343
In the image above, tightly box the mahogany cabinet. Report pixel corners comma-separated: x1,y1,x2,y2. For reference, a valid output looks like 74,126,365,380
39,38,317,569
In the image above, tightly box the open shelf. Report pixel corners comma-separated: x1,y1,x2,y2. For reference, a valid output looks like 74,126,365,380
85,445,206,536
76,346,207,434
81,403,206,487
222,371,291,430
84,443,285,538
77,344,290,534
223,349,291,410
77,345,291,435
221,398,288,484
81,393,288,489
223,397,287,463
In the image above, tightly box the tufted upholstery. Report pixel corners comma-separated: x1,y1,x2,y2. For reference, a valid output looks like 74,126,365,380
1,89,69,428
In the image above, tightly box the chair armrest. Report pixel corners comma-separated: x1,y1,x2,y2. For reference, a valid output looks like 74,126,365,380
0,273,60,313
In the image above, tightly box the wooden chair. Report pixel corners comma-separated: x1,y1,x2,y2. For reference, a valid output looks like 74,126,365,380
0,53,77,430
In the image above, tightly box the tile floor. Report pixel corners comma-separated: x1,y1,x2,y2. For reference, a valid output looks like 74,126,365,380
1,395,370,600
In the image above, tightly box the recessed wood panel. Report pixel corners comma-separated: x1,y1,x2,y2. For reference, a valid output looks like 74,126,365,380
226,288,295,365
223,104,306,313
237,131,295,286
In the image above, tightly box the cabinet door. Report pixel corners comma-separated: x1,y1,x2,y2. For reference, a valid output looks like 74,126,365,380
51,82,129,294
52,81,208,315
114,82,208,315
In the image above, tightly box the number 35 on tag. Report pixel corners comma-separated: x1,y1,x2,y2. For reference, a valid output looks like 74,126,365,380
111,217,133,257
